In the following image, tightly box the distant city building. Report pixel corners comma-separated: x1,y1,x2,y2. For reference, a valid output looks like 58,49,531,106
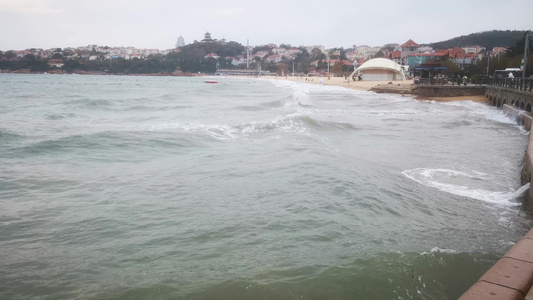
354,45,379,60
346,51,357,61
305,45,325,53
176,36,185,48
204,52,219,59
489,47,507,58
462,45,485,54
417,46,434,54
434,47,477,68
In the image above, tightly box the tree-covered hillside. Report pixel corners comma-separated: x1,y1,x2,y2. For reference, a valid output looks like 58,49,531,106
427,30,527,50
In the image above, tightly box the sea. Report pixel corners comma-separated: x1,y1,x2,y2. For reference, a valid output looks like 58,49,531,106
0,74,532,300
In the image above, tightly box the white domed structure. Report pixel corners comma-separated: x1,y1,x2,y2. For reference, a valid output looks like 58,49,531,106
353,58,407,81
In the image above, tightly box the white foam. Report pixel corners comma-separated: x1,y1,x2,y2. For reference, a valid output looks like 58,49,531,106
402,168,529,206
145,121,238,140
237,113,310,136
143,111,314,141
420,247,459,256
439,100,520,126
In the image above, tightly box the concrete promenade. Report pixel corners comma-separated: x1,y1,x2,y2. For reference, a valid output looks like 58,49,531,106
459,228,533,299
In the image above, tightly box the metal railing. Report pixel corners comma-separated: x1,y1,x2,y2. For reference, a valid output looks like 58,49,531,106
487,77,533,92
412,77,533,92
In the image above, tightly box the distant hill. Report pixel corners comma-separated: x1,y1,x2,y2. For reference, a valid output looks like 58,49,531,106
425,30,527,50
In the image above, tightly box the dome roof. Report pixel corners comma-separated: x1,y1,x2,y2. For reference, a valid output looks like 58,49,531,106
356,58,403,72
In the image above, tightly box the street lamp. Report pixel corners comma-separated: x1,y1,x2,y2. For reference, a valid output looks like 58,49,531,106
522,31,531,79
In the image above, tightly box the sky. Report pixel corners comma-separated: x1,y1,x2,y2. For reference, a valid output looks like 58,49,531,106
0,0,532,51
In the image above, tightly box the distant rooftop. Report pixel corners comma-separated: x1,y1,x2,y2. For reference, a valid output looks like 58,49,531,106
401,39,420,47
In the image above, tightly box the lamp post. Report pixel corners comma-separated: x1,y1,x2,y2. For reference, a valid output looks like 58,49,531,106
523,31,531,79
292,61,295,76
327,59,330,80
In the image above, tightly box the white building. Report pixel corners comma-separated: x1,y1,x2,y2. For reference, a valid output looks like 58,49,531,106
355,45,379,59
353,58,407,81
176,36,185,48
305,45,325,53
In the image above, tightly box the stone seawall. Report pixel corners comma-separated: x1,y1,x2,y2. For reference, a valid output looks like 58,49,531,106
502,105,533,203
459,104,533,299
412,85,485,97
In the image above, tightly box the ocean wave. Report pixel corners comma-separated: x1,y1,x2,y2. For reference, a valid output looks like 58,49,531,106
234,105,267,112
6,131,202,159
402,168,529,205
100,251,495,300
127,104,191,111
66,98,114,108
234,114,358,137
146,122,238,140
259,94,293,108
44,112,77,120
148,113,355,140
297,115,358,131
0,130,24,141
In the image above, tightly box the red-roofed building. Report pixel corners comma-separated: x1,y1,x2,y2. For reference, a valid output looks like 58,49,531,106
265,54,283,63
420,46,480,68
400,39,420,65
388,51,402,63
47,59,64,68
311,59,352,67
204,53,219,60
401,39,420,48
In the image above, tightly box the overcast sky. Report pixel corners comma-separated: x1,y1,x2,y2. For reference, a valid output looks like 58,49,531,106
0,0,532,51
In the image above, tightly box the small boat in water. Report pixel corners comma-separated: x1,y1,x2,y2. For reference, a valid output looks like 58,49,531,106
204,80,218,84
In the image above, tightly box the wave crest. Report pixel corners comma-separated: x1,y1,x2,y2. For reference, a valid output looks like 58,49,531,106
402,168,529,205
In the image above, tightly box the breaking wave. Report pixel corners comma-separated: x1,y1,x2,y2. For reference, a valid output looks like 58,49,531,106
402,168,529,205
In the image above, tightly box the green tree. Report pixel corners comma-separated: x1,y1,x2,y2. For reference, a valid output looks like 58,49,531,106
331,62,343,74
218,41,245,57
253,45,271,53
277,63,289,76
374,50,385,58
311,48,326,61
339,48,347,61
4,51,16,59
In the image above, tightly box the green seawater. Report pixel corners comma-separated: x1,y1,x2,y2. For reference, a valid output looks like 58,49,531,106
0,74,531,299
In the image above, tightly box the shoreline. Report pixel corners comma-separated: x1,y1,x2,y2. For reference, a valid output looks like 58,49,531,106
0,69,203,77
258,75,490,103
1,71,490,103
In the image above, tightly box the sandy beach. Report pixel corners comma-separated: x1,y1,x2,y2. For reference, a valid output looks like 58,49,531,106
261,75,405,92
260,75,489,103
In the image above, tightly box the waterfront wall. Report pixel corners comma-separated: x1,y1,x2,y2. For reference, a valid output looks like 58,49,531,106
501,105,533,203
412,85,485,97
459,229,533,299
486,86,533,112
459,101,533,300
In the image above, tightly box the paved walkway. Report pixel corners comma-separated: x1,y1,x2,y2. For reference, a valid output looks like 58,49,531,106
459,229,533,299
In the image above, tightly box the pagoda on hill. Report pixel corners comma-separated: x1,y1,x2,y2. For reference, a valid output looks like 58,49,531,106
202,31,214,43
